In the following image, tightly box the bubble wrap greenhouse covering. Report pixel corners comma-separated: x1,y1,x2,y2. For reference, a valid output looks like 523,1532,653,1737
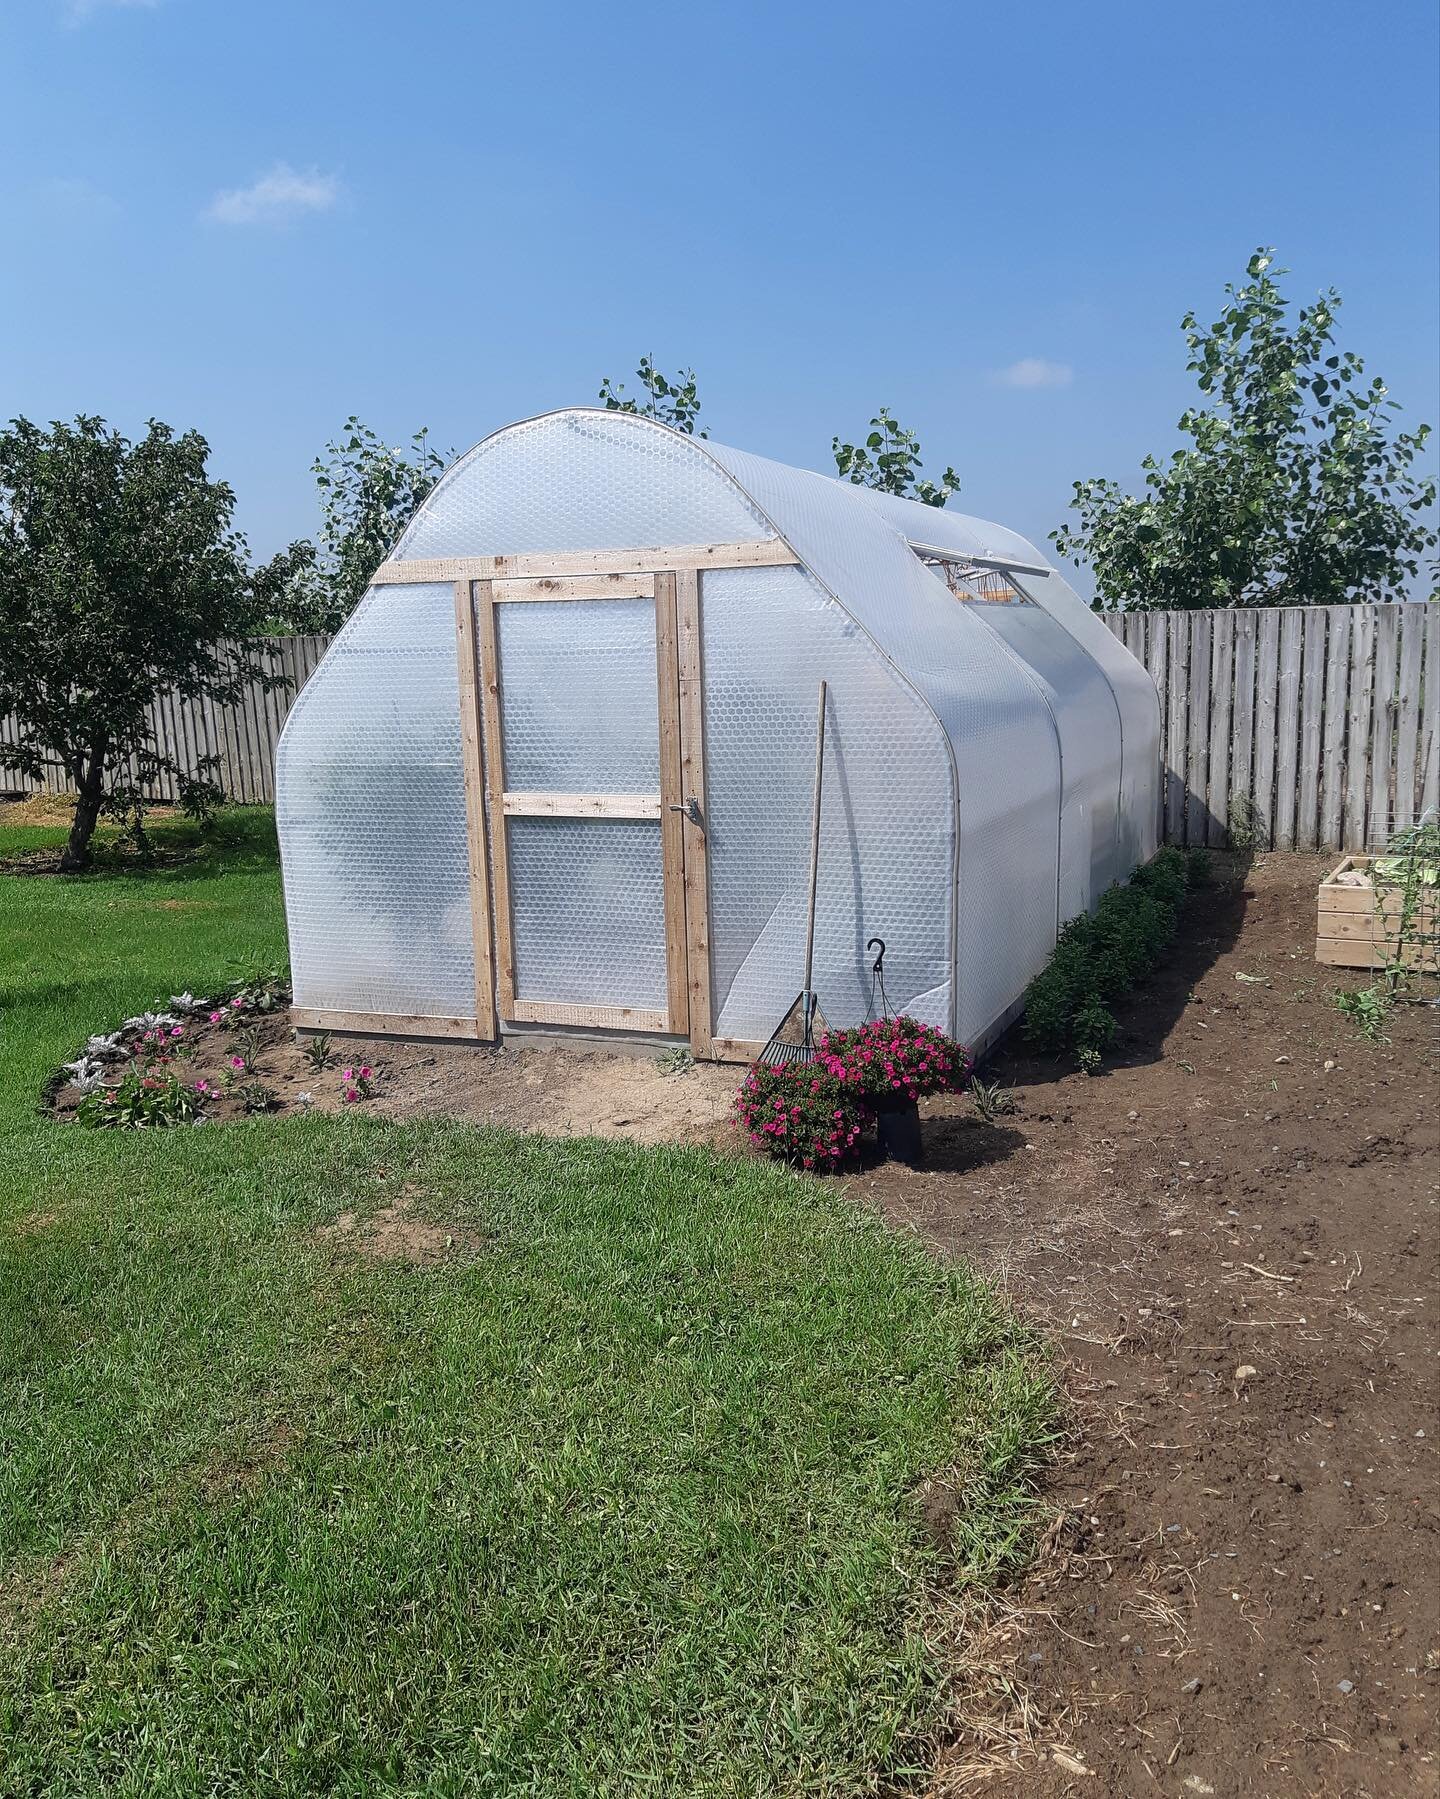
961,598,1124,925
276,582,475,1019
703,440,1062,1046
509,818,668,1009
276,408,1163,1051
702,564,953,1042
1016,569,1161,870
837,483,1161,868
392,410,773,559
497,599,660,791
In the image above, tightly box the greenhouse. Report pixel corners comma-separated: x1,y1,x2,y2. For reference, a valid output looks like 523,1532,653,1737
275,408,1161,1059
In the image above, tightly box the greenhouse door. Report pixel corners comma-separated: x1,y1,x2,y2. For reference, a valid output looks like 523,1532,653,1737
469,569,707,1042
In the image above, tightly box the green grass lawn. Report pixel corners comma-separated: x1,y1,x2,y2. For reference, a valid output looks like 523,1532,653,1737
0,808,1057,1797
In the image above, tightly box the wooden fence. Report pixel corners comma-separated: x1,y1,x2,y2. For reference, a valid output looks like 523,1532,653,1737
1103,604,1437,851
1,637,331,807
3,605,1435,852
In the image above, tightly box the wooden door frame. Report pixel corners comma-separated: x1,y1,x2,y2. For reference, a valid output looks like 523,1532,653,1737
470,568,710,1041
675,568,713,1057
455,577,499,1039
364,542,799,1053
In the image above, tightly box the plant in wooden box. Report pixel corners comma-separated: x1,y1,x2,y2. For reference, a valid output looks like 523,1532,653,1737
819,1017,973,1166
1328,820,1439,1040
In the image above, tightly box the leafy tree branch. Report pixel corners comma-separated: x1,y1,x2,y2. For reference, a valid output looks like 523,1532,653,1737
833,408,960,507
599,357,705,436
1051,249,1437,609
260,419,448,632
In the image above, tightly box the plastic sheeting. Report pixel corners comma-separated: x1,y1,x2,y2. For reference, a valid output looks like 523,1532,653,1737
840,482,1162,871
702,441,1062,1045
701,563,952,1041
277,408,1161,1050
276,581,475,1019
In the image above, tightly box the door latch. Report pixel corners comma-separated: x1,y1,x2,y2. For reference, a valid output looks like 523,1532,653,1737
668,798,703,829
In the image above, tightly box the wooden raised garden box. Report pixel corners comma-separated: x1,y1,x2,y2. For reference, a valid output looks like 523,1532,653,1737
1316,855,1439,974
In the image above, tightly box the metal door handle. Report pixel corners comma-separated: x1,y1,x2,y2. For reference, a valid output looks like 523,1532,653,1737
668,798,703,828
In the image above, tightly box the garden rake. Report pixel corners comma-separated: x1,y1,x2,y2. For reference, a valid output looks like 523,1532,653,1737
759,680,830,1067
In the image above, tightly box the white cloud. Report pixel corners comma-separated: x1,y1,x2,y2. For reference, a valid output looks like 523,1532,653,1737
204,163,341,227
61,0,161,24
993,357,1074,391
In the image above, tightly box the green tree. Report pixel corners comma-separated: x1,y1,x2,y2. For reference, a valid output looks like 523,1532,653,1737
264,418,449,631
1051,249,1437,609
0,416,280,870
832,409,961,507
599,357,705,436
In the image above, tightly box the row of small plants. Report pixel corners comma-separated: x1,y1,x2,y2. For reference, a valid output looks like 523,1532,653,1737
735,1016,972,1168
1023,846,1209,1072
58,972,374,1129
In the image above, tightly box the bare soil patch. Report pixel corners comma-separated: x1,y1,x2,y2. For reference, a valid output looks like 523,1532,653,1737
866,853,1436,1797
49,1000,739,1137
315,1193,489,1266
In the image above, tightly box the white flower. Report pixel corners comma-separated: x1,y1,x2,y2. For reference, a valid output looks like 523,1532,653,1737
122,1012,176,1037
64,1058,108,1095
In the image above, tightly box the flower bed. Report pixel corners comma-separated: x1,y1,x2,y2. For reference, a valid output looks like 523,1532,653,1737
49,974,381,1128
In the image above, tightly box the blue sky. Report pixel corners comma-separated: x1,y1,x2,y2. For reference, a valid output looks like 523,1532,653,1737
2,0,1437,585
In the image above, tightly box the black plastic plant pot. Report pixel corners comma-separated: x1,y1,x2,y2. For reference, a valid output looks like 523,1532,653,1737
874,1101,922,1166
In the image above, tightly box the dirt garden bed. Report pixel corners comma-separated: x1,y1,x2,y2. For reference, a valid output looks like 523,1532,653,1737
877,852,1438,1795
47,990,744,1136
43,850,1437,1793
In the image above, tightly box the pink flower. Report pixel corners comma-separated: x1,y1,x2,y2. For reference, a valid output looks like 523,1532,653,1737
230,998,244,1010
170,1026,183,1038
342,1067,355,1081
343,1086,359,1104
231,1056,245,1069
358,1066,372,1081
209,1011,223,1023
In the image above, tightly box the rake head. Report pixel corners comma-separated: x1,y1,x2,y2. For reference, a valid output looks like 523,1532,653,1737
758,990,828,1068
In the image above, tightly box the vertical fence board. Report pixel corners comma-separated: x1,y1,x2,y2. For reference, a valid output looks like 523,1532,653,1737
258,644,287,799
1185,612,1211,845
1251,611,1282,847
1146,614,1165,837
1319,607,1351,851
1166,613,1188,843
1293,609,1326,850
1368,607,1400,848
1392,607,1424,832
1229,612,1257,842
1344,607,1375,850
240,656,267,803
1271,609,1303,851
1206,612,1234,845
